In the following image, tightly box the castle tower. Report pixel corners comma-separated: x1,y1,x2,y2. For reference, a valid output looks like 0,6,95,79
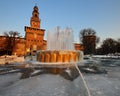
30,6,40,28
25,5,45,53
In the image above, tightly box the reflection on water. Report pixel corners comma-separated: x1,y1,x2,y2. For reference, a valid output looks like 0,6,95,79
0,65,90,96
20,67,79,81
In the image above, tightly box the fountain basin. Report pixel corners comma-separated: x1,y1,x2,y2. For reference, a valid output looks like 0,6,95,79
37,50,83,63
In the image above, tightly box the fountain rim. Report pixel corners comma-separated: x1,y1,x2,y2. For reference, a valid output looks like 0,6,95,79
37,50,82,52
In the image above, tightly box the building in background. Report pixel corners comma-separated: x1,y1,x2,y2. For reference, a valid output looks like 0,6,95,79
0,36,25,56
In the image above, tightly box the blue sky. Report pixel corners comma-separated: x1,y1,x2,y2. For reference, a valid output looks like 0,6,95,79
0,0,120,44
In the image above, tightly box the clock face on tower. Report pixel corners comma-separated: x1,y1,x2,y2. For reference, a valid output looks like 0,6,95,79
31,21,39,28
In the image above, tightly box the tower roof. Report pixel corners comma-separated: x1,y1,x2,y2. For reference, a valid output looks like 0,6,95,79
31,5,40,22
33,5,38,11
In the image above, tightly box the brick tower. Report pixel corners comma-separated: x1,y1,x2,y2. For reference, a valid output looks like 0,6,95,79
25,5,45,53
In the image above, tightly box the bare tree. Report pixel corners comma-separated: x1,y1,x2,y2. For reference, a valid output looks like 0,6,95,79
79,28,99,54
3,31,21,55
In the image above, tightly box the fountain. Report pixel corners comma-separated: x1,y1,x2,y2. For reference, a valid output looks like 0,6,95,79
24,27,90,96
35,27,90,96
37,27,83,64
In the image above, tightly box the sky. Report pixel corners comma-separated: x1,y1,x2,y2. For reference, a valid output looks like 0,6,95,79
0,0,120,45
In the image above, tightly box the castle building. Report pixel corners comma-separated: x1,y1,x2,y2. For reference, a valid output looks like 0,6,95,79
0,5,83,56
25,6,46,53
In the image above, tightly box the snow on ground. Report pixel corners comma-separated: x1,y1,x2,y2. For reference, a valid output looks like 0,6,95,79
0,56,24,64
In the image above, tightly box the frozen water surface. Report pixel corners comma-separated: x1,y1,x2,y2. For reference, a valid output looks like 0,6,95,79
0,73,88,96
0,58,120,96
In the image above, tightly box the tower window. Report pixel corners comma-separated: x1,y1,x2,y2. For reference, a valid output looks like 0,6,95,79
35,14,38,17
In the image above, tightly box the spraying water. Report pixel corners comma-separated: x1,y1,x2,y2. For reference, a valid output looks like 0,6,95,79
47,27,74,50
